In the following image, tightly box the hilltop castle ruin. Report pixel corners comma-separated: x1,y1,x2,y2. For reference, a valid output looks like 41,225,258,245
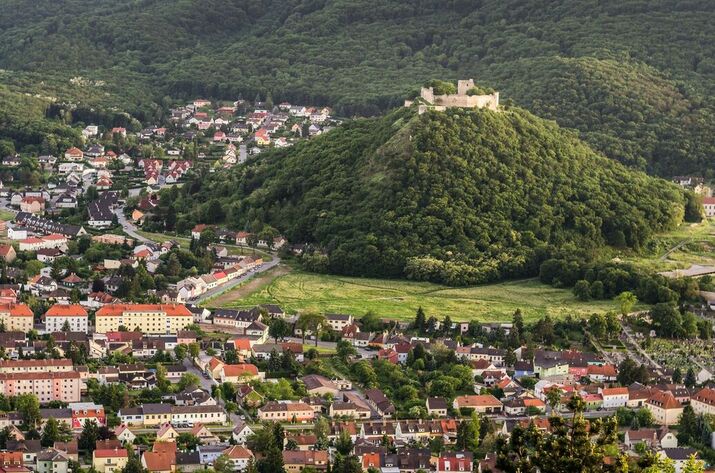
404,79,499,114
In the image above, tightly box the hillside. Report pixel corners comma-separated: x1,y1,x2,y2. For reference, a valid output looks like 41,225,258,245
170,106,687,285
0,0,714,174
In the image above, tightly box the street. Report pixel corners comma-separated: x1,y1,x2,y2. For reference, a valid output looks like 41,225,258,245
115,207,152,244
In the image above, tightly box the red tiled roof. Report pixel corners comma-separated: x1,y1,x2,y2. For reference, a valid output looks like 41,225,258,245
0,303,32,317
94,449,128,459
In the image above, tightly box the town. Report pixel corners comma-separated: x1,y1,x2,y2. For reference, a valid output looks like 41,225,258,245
0,91,713,473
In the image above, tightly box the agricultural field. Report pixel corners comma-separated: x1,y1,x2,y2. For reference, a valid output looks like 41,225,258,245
218,270,617,322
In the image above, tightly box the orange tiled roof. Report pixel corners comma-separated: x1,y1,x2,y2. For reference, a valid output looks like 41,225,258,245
0,303,32,317
45,304,88,317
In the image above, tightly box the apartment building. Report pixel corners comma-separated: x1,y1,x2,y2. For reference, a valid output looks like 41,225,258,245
0,359,73,374
0,372,81,403
44,304,89,333
118,404,226,427
0,303,34,332
92,448,128,473
95,304,193,334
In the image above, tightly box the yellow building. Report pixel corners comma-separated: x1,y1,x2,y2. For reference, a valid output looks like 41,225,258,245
92,448,128,473
95,304,193,334
0,303,34,332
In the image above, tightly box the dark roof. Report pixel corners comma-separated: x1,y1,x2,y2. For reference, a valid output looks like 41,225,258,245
176,451,200,465
141,403,173,415
15,212,83,237
426,397,448,410
662,448,698,460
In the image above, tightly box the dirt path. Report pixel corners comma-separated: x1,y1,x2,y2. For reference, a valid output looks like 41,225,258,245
207,264,291,307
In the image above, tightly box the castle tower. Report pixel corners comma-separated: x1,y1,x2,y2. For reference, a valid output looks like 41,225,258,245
457,79,475,96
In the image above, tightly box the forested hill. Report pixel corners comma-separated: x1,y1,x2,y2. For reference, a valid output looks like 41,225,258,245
171,106,691,285
0,0,714,175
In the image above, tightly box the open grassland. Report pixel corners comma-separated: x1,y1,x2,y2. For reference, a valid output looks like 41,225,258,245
222,270,617,322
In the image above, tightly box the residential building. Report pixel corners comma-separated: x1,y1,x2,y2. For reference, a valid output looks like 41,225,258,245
302,375,339,396
92,449,128,473
426,397,448,417
647,391,684,426
257,402,315,423
222,446,253,472
0,359,73,374
0,304,34,332
452,395,503,414
95,304,193,334
600,387,629,409
44,304,89,333
691,387,715,416
283,451,327,473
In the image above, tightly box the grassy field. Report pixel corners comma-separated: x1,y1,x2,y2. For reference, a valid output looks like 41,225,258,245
224,270,618,322
0,210,15,221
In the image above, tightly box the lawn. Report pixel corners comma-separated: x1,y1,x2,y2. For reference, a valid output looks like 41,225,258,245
224,270,617,322
0,210,15,221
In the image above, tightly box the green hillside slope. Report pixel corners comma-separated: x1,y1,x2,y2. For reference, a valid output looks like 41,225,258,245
169,106,688,285
0,0,713,174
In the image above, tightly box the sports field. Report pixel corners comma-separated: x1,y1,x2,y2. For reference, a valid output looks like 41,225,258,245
219,270,616,322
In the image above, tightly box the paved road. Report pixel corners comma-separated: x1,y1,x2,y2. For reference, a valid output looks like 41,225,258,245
193,257,281,304
115,207,152,244
181,357,254,425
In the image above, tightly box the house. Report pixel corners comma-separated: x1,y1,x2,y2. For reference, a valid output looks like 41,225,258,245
426,397,448,417
191,424,220,445
453,395,503,414
587,364,618,382
236,385,264,408
64,148,83,162
141,448,175,473
624,427,678,450
600,387,629,409
35,449,69,473
703,197,715,218
658,448,702,473
364,389,395,418
502,397,546,416
232,421,254,444
222,446,253,472
155,423,179,442
647,391,683,426
302,374,339,397
0,246,16,263
92,448,128,473
437,452,473,473
19,197,45,214
325,314,353,331
113,425,135,444
283,451,328,473
257,401,315,423
220,364,260,383
328,401,371,419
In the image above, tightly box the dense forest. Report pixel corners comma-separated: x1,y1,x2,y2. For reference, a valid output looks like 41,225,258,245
0,0,713,175
168,106,689,285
